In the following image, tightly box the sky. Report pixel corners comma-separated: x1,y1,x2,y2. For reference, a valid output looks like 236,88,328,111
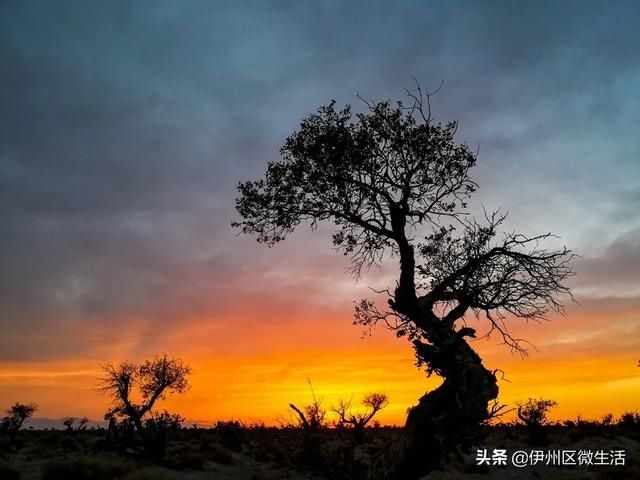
1,0,639,426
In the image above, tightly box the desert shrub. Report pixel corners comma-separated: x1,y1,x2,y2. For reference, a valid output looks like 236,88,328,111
244,420,266,429
282,381,328,434
516,398,557,446
602,413,614,425
214,420,244,452
1,402,38,449
1,403,37,433
562,416,604,442
517,398,557,427
280,382,330,469
144,411,184,433
41,455,132,480
287,400,326,433
619,411,640,426
106,416,139,453
578,416,606,436
332,393,389,444
618,411,640,440
62,417,90,432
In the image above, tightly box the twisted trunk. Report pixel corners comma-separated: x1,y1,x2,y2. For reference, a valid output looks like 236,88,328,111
122,405,166,462
375,208,499,478
374,329,498,479
399,333,498,477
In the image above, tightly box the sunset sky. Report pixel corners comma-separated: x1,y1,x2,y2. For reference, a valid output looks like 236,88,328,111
1,1,639,426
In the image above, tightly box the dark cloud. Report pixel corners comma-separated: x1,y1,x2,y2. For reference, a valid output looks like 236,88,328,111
1,0,639,361
572,228,640,297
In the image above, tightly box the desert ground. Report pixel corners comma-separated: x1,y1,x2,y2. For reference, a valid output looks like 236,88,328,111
1,420,639,480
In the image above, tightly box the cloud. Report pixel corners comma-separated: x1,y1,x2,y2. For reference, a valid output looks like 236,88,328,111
1,0,639,367
571,228,640,298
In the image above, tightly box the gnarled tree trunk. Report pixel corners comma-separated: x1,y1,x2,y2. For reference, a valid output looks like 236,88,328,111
374,333,497,479
402,342,497,477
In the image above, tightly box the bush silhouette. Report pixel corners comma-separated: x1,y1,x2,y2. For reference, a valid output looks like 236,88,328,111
333,393,389,443
1,402,37,447
516,397,557,445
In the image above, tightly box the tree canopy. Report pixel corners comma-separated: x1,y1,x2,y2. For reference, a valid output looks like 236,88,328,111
234,85,574,358
98,353,191,424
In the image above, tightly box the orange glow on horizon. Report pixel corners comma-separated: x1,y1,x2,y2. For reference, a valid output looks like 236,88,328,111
1,306,638,427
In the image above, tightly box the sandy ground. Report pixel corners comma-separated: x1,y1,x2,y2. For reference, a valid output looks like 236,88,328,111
0,425,638,479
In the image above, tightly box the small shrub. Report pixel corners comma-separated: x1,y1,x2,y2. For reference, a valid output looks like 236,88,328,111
214,420,244,452
517,398,557,428
602,413,614,425
619,411,640,426
332,392,388,444
516,398,557,446
1,402,38,448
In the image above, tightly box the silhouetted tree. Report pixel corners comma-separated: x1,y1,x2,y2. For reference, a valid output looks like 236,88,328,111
288,401,326,432
281,380,329,468
1,402,37,444
483,399,513,425
98,353,190,461
333,392,388,443
63,417,75,431
63,416,90,432
4,402,37,430
234,83,575,478
517,397,557,445
77,416,89,430
287,381,327,433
